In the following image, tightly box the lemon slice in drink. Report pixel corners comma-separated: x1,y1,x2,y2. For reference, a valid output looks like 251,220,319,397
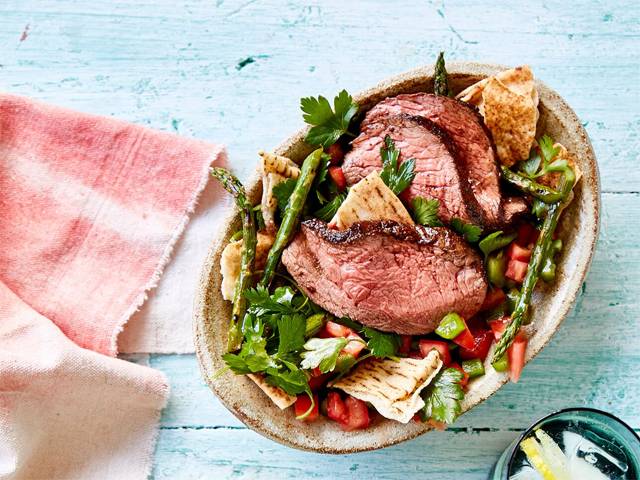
535,429,570,480
520,437,557,480
519,429,570,480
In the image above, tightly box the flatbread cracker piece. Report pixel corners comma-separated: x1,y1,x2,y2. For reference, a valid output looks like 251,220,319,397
482,76,538,166
457,65,539,166
247,373,296,410
329,171,414,229
331,350,443,423
258,151,301,231
220,232,274,301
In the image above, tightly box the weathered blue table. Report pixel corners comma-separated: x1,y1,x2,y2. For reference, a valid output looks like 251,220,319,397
2,1,638,478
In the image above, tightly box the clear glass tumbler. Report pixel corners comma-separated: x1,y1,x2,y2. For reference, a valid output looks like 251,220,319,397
490,408,640,479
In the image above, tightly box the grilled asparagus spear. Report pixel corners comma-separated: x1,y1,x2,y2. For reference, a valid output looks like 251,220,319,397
434,51,452,97
259,148,324,289
210,167,257,352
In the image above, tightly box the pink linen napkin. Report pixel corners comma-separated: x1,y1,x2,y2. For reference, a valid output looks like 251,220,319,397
0,94,224,478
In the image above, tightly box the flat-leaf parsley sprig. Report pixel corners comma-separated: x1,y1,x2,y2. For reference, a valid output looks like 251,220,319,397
301,89,359,147
379,135,416,195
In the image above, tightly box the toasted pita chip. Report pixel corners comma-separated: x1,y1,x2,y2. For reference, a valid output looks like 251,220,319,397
457,65,538,112
331,350,443,423
329,171,414,229
482,77,538,166
537,142,583,190
457,66,539,166
220,232,274,301
247,373,296,410
258,151,301,231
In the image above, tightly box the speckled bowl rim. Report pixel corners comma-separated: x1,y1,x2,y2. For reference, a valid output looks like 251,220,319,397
194,62,601,454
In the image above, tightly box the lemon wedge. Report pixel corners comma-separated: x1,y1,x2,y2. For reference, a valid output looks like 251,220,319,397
535,430,570,480
520,437,557,480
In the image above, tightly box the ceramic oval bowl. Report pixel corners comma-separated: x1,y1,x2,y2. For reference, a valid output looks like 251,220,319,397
194,62,600,453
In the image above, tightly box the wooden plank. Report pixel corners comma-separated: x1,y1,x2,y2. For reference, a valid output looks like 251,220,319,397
153,427,517,480
151,192,640,430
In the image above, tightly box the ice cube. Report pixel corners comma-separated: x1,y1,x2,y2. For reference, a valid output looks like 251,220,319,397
563,430,629,479
568,456,609,480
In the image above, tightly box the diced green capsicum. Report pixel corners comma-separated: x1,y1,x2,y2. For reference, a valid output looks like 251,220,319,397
461,359,485,379
305,313,326,338
505,288,520,314
487,251,507,288
493,354,509,372
435,312,466,340
540,257,556,282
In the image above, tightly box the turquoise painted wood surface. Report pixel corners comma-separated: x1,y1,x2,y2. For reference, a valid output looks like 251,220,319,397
2,1,638,478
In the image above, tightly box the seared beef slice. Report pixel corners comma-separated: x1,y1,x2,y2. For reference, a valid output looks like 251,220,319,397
348,93,527,227
281,219,487,335
342,114,482,224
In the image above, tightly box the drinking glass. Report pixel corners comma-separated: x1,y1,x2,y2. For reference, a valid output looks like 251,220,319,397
490,408,640,479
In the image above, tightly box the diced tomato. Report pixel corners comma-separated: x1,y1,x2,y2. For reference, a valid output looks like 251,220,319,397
323,321,365,358
480,288,506,311
308,368,330,391
326,143,345,165
517,223,539,246
419,339,452,366
458,329,494,361
317,327,332,338
295,394,319,422
341,396,371,431
327,391,348,423
453,325,476,350
343,332,366,358
450,362,470,388
408,351,423,360
508,333,528,383
507,242,532,262
324,320,353,338
328,166,347,191
399,335,412,355
505,259,529,283
412,414,422,423
399,189,412,204
488,315,511,340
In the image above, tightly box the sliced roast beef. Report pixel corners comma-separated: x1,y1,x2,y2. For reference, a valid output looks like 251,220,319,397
342,114,482,224
358,93,527,227
281,219,487,335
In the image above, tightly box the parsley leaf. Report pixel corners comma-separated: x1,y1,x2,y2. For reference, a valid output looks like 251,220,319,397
362,327,401,358
221,353,251,374
300,337,348,373
538,134,560,170
277,314,307,355
412,197,443,227
265,368,310,396
272,178,297,215
520,150,542,178
223,316,278,374
379,135,416,195
421,367,464,424
519,134,561,179
314,192,347,221
450,218,482,243
244,286,298,316
478,230,517,258
301,90,359,147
